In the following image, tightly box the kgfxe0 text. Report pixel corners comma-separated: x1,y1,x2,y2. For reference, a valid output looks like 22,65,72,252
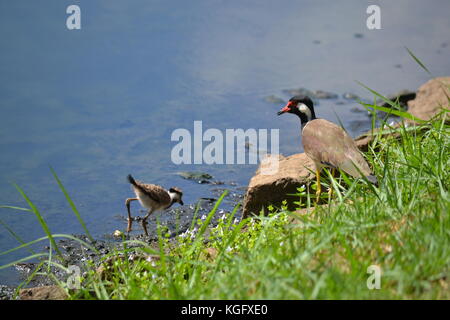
225,304,268,315
180,304,268,317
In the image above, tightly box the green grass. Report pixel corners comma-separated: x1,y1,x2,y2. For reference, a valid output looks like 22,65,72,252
64,112,449,300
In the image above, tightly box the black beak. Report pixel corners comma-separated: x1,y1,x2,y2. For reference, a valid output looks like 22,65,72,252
179,200,184,206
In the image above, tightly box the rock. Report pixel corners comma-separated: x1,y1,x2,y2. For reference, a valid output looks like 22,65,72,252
177,171,213,184
343,92,360,101
19,285,67,300
348,119,371,133
355,78,450,150
242,154,315,218
354,33,364,39
313,90,338,99
282,88,337,100
350,106,367,114
407,77,450,122
264,95,285,104
380,90,416,110
282,87,315,97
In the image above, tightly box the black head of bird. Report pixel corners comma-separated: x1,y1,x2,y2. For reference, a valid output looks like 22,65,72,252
277,95,317,125
169,187,184,206
277,95,377,204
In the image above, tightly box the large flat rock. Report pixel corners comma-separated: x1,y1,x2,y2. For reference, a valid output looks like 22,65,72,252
19,285,67,300
407,77,450,121
242,153,315,218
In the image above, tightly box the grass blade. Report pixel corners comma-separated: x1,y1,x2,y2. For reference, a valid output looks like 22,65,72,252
405,47,431,75
13,183,63,260
0,253,49,270
0,205,32,212
1,233,98,257
186,190,228,257
50,167,93,242
0,218,36,255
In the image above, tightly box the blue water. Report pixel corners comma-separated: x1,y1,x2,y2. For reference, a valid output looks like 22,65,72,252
1,0,449,285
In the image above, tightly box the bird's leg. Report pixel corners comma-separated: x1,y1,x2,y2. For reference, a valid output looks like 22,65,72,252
125,198,138,233
141,208,154,237
328,168,336,198
315,168,322,205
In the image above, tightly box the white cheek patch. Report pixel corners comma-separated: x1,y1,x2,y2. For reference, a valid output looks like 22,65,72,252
298,103,312,121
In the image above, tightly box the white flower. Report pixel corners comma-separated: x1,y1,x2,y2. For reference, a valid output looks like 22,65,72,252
113,230,123,237
201,214,207,220
146,256,157,267
180,231,188,238
233,218,239,225
225,246,232,253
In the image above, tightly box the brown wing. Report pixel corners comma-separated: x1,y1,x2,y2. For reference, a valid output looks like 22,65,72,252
133,182,171,204
302,119,372,177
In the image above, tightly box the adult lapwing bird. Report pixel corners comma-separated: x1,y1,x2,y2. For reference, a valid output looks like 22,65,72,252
125,174,184,236
277,95,377,202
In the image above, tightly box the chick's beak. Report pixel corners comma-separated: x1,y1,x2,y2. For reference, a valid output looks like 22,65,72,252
277,102,291,115
179,200,184,206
